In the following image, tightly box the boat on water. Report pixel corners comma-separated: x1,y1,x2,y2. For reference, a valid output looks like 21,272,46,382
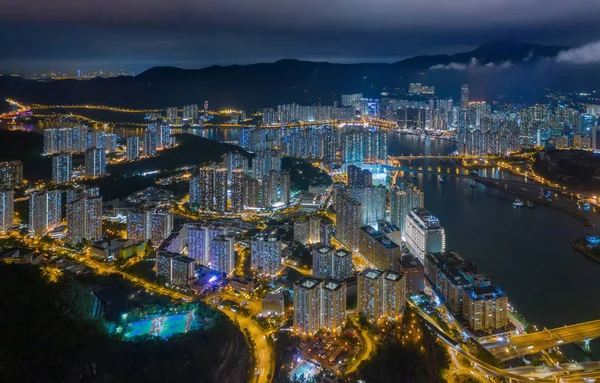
439,176,446,183
512,198,525,208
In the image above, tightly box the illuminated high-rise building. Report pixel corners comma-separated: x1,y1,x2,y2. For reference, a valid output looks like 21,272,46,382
253,149,281,179
335,190,362,251
308,215,321,244
320,279,346,333
351,185,386,226
243,176,260,208
390,185,408,234
332,249,353,280
186,223,230,265
224,152,249,182
460,84,469,110
294,217,310,245
382,270,406,319
156,252,195,286
0,160,23,188
405,208,446,263
182,104,199,123
52,153,72,184
126,136,141,161
149,208,173,245
293,277,323,335
44,128,59,155
158,125,171,149
0,189,14,232
251,233,282,276
29,189,62,237
210,234,235,274
67,188,102,244
85,148,106,178
166,108,178,124
358,269,407,322
127,209,150,242
312,245,334,279
463,285,508,332
105,133,118,153
231,169,245,213
143,126,157,157
263,170,290,208
214,167,228,213
88,130,106,150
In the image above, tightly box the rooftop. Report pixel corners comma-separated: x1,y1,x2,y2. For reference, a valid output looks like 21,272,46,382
363,269,383,280
466,285,506,300
299,277,322,290
323,279,343,291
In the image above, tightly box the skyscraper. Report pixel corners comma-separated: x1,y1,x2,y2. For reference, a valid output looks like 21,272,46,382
223,152,248,182
251,233,282,276
351,185,387,226
390,185,408,234
186,223,230,265
357,269,406,322
231,169,245,213
0,160,23,188
0,189,14,232
127,209,150,242
405,208,446,263
67,188,102,244
312,245,334,279
214,168,228,213
85,148,106,178
126,136,141,161
211,234,235,274
29,189,62,237
293,277,323,335
149,208,174,245
52,153,72,184
308,215,321,244
143,126,157,157
461,84,469,110
335,190,362,251
294,217,310,245
332,249,353,280
463,285,508,332
320,279,347,333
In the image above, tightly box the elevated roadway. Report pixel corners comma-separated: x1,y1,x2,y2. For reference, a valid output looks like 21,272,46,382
486,319,600,361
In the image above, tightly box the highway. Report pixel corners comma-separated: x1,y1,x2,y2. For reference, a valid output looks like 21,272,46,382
487,319,600,361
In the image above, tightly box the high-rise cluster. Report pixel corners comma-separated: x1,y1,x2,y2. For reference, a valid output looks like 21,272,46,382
251,233,282,276
404,208,446,263
357,269,406,322
293,277,347,335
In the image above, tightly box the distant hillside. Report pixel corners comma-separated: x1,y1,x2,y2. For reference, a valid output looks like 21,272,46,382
1,41,594,109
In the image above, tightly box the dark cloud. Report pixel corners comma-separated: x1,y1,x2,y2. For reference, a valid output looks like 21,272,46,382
2,0,600,74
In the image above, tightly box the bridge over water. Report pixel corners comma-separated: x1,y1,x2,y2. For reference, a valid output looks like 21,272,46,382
486,319,600,361
382,165,582,195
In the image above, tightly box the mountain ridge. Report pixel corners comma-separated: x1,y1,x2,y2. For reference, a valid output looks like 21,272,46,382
0,41,592,110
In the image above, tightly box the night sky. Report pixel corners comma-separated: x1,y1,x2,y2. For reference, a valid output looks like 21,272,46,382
2,0,600,74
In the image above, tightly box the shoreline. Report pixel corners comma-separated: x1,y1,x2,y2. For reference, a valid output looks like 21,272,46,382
573,238,600,263
476,178,594,227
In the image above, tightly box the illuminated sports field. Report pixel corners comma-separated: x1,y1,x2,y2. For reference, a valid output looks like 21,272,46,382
123,310,199,339
290,361,319,381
